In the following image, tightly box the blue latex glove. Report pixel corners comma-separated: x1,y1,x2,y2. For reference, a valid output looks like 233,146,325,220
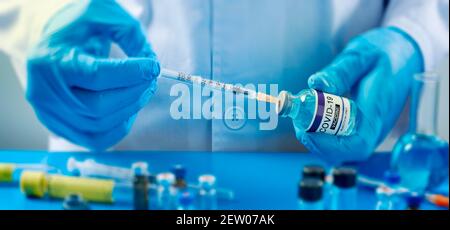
296,27,424,165
26,0,160,150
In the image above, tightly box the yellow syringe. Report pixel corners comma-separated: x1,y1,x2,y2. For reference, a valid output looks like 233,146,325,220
160,68,278,104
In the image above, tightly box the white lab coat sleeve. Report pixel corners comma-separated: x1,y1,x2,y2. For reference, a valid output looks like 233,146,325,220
0,1,72,88
383,0,449,71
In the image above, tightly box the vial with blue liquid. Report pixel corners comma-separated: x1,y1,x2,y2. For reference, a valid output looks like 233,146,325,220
391,72,449,193
277,89,359,136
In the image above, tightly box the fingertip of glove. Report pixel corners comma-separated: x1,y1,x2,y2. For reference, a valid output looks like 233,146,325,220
308,72,338,94
143,58,161,81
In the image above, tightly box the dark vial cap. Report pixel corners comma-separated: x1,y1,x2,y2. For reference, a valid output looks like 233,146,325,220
298,178,323,202
302,165,326,182
384,170,401,186
332,167,357,189
406,193,423,210
63,194,90,210
172,164,187,180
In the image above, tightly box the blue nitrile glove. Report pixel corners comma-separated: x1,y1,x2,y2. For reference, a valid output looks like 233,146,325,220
26,0,160,151
296,27,423,165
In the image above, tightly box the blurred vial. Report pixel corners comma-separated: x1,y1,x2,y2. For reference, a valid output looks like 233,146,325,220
177,191,195,210
156,172,177,210
197,174,218,210
406,193,424,210
375,187,394,210
383,170,403,210
302,165,330,209
132,162,149,210
330,167,357,210
298,178,324,210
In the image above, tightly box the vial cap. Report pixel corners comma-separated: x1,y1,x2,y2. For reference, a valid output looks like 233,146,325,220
157,172,175,186
276,91,292,115
171,164,187,180
132,162,149,176
298,178,323,202
198,174,216,189
407,193,423,209
332,167,357,188
383,170,401,185
302,165,326,182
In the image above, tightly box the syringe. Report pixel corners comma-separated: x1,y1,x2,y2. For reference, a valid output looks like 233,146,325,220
160,68,279,104
67,157,133,181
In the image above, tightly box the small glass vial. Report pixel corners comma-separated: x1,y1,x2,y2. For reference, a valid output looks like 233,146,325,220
298,178,324,210
197,174,218,210
156,172,177,210
406,193,423,210
383,170,403,210
132,162,149,210
330,167,357,210
172,164,187,189
277,89,359,136
177,191,195,210
375,186,394,210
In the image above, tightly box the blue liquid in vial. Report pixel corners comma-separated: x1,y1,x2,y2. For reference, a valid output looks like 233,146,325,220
277,89,359,136
391,133,448,193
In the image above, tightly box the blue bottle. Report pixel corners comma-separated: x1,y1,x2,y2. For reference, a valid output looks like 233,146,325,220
277,89,359,136
330,167,357,210
391,73,449,193
298,178,324,210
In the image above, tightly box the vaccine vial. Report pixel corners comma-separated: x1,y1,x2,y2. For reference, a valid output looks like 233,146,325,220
277,89,358,136
298,178,324,210
132,162,149,210
330,167,357,210
197,174,218,210
156,172,177,210
375,187,394,210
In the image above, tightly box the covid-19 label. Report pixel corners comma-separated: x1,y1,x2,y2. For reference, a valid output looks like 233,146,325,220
306,90,351,136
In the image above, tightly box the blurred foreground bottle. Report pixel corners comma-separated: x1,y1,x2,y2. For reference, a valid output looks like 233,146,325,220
391,72,449,193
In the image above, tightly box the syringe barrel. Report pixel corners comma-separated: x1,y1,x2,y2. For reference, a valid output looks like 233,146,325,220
67,158,132,180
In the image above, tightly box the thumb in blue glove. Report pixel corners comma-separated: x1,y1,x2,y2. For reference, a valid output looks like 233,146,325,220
26,0,160,151
297,27,423,165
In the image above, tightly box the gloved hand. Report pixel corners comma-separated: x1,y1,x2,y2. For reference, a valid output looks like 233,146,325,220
26,0,160,151
296,27,423,165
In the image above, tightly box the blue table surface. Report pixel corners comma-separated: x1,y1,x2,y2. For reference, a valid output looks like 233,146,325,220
0,150,446,210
